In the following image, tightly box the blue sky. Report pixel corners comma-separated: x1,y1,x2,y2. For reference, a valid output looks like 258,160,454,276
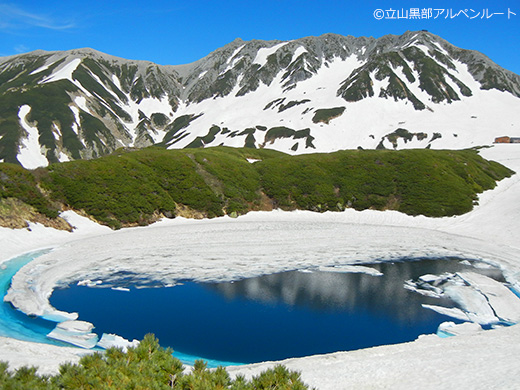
0,0,518,74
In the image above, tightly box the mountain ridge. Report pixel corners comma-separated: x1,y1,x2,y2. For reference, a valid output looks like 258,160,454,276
0,30,519,168
3,31,519,94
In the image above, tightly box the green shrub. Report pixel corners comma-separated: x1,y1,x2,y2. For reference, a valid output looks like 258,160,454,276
0,163,59,218
0,334,313,389
1,147,514,228
257,148,513,216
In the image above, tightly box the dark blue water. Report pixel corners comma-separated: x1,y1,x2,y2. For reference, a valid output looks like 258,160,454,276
50,258,504,365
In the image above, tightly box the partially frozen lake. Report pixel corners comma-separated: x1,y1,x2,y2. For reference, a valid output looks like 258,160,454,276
49,258,506,365
0,251,70,345
4,216,520,369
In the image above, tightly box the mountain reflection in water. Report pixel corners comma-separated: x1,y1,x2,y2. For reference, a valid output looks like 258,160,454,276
207,258,502,324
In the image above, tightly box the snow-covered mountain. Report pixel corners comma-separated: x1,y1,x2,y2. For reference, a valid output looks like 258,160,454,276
1,30,519,168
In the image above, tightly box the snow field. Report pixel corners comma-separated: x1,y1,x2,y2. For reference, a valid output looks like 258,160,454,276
166,50,520,154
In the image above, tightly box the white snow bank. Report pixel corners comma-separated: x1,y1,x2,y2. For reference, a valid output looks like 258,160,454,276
29,63,51,75
8,218,518,322
53,320,93,333
0,336,88,375
0,210,111,264
77,279,103,287
111,286,130,292
422,305,470,322
437,321,483,337
443,282,498,324
227,324,520,390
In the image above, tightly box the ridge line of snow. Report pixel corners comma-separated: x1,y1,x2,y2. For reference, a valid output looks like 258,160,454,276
40,58,82,84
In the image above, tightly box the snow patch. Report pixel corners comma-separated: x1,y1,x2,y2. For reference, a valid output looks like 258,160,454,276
224,45,245,71
70,103,85,137
51,123,61,140
86,68,122,102
229,45,245,62
74,96,90,113
111,286,130,292
293,46,308,59
77,279,103,287
29,63,51,75
41,58,81,84
431,41,450,56
16,105,49,169
457,272,520,323
422,304,470,321
120,93,172,144
444,282,498,324
58,152,70,162
111,74,122,91
437,321,483,337
252,42,289,67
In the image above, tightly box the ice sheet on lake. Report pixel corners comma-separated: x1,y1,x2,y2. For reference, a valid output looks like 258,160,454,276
444,282,498,324
47,320,98,349
97,333,139,352
111,287,130,292
77,279,103,287
317,265,383,276
422,305,470,322
411,272,520,325
457,272,520,323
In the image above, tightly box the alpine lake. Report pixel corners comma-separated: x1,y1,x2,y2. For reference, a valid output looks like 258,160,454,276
47,257,507,366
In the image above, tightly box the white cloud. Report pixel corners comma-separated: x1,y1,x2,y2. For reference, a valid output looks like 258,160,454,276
14,44,29,53
0,3,75,31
